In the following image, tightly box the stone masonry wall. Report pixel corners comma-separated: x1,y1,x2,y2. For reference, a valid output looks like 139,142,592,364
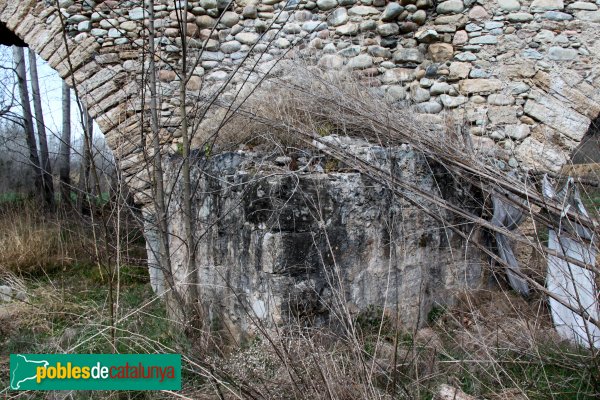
1,0,600,204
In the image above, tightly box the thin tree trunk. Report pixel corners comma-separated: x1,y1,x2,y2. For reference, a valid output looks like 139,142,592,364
178,0,200,325
147,0,187,322
83,105,94,195
13,46,42,196
77,103,94,213
59,81,71,203
28,49,54,209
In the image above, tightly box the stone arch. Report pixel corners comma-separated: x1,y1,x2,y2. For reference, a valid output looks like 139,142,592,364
0,0,150,201
3,0,600,203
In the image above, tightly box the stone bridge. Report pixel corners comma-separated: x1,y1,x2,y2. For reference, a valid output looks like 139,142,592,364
2,0,600,335
1,0,599,204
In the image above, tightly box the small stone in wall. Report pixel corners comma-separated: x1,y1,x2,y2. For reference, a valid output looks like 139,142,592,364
120,21,137,32
348,5,380,16
456,51,477,61
186,75,202,91
128,7,145,21
77,20,91,32
221,11,239,27
574,10,600,22
336,23,359,35
469,5,489,20
490,129,507,140
469,35,498,45
410,85,431,102
505,124,530,140
302,21,327,32
381,2,404,21
328,8,348,26
411,10,428,25
567,1,598,11
453,30,468,45
348,54,374,69
336,44,358,56
235,31,259,44
385,85,407,101
488,106,519,124
196,15,217,28
316,0,338,11
318,54,344,69
243,5,257,18
459,78,502,94
430,82,453,95
398,21,418,33
377,23,400,36
515,137,566,172
221,40,241,53
91,28,108,37
415,29,440,43
488,93,515,105
274,38,291,48
507,12,534,22
448,62,471,80
440,94,468,108
381,68,416,84
497,0,521,12
548,46,578,61
415,101,443,113
394,48,425,63
530,0,564,13
509,82,530,95
428,43,454,62
545,11,571,20
360,20,378,32
368,45,391,58
436,0,465,15
158,70,177,82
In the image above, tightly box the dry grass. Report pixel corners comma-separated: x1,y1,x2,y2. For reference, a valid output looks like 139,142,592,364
173,289,600,399
0,202,92,274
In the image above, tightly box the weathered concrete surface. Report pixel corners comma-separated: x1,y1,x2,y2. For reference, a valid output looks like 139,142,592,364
151,139,486,339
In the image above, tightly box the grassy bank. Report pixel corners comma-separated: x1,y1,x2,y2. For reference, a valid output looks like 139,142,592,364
0,201,599,399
